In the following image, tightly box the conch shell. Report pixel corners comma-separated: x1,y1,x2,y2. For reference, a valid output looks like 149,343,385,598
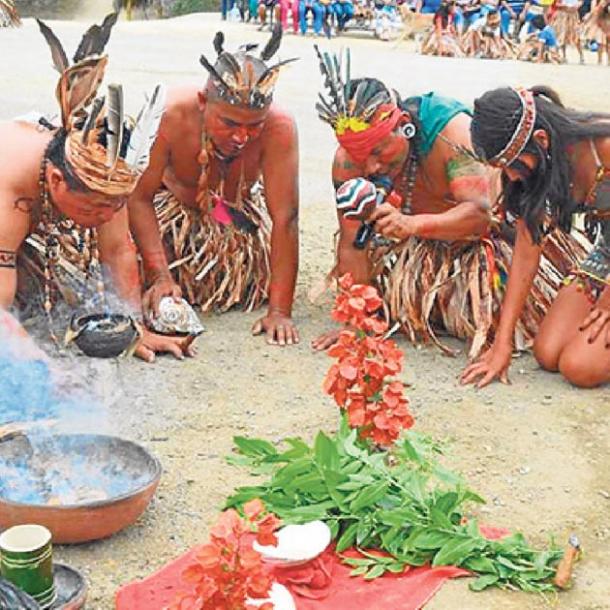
146,298,204,337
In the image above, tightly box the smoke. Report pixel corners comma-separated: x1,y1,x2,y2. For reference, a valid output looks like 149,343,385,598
0,308,122,432
0,308,148,507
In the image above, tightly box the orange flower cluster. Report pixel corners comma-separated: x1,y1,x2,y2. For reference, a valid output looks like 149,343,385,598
324,274,414,446
168,500,281,610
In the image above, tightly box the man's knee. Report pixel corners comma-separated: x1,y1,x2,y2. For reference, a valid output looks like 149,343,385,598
558,350,607,388
533,335,561,372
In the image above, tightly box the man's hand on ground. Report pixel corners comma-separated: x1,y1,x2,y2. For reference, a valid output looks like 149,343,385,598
460,341,513,388
252,311,299,346
135,328,197,363
311,328,341,352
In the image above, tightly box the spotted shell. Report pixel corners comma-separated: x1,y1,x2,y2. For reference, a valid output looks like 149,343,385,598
147,298,204,337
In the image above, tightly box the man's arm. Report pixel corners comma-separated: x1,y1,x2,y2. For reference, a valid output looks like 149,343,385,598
127,128,180,315
252,113,300,346
331,148,373,284
0,193,29,310
97,206,141,311
371,116,492,242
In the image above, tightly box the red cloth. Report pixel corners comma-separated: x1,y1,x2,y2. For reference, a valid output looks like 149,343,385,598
115,526,507,610
336,106,403,165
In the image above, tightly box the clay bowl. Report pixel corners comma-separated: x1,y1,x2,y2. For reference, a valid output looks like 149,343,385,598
67,313,139,358
0,434,161,544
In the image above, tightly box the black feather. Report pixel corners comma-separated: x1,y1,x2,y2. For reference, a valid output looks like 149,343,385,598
260,22,282,61
36,19,69,73
73,12,117,62
213,31,224,56
239,43,259,53
253,57,298,89
217,52,242,82
199,53,232,91
95,12,118,55
73,24,101,63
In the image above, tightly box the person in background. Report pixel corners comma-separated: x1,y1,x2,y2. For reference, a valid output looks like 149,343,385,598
582,0,609,64
519,14,562,61
498,0,528,37
550,0,585,63
333,0,355,31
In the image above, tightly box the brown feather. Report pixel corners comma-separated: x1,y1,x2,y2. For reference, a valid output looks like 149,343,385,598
36,19,69,73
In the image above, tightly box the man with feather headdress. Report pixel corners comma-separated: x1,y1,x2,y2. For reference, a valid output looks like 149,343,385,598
0,14,195,362
312,48,587,359
128,25,301,347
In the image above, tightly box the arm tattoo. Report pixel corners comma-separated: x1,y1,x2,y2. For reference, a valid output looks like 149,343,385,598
0,249,17,269
446,153,486,182
446,153,490,205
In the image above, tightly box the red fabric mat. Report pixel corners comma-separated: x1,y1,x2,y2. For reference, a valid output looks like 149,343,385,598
116,526,507,610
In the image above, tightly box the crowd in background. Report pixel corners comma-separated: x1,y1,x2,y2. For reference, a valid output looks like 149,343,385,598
220,0,609,62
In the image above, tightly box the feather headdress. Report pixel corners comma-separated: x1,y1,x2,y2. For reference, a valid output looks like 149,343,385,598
315,46,399,134
0,0,20,27
37,14,165,196
315,46,405,164
200,24,297,109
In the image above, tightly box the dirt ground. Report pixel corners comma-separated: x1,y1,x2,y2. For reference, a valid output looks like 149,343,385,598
1,12,609,610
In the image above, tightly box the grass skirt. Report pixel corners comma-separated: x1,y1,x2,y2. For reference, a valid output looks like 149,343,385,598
371,225,589,358
551,9,582,46
581,11,609,44
154,187,271,313
421,30,465,57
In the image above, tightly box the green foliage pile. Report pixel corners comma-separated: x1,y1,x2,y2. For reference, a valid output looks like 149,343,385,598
225,420,563,593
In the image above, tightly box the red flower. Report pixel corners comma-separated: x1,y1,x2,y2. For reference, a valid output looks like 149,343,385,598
171,502,281,610
325,274,415,446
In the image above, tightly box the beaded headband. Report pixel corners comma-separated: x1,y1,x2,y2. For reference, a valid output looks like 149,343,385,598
488,87,537,168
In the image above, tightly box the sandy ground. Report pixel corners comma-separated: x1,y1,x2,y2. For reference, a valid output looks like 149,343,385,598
1,12,609,610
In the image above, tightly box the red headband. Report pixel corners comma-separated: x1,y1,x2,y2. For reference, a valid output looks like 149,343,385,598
336,106,403,165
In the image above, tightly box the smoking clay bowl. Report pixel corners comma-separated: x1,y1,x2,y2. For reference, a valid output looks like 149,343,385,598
0,433,161,544
64,313,140,358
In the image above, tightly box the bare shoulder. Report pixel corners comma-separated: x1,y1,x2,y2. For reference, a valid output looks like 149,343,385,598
438,111,474,150
332,147,362,185
158,85,200,139
261,104,298,142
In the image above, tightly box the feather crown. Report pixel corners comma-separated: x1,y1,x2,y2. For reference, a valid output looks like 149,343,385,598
200,25,298,109
315,46,398,135
37,15,165,196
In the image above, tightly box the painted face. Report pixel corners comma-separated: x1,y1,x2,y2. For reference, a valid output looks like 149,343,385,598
363,131,409,180
202,98,269,159
48,168,126,228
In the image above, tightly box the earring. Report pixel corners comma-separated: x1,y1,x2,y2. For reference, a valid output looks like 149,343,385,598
401,123,416,139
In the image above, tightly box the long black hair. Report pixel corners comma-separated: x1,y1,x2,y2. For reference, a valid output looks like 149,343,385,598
471,86,610,243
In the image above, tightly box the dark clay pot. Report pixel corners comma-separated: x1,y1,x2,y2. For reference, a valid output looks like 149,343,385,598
69,313,138,358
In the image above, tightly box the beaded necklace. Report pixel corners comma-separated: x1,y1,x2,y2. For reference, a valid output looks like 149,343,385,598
38,149,103,341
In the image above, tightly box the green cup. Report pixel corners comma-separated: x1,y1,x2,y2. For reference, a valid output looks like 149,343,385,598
0,524,56,609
